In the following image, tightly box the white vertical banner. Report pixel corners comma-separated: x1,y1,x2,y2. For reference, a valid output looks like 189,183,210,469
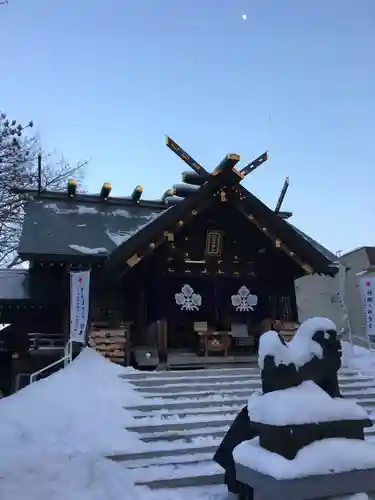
70,270,91,344
359,276,375,342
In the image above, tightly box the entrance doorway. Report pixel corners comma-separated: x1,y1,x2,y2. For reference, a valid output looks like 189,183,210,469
167,319,198,351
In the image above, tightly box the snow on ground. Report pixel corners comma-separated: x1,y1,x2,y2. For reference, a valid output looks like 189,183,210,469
0,348,145,500
342,341,375,373
1,338,375,500
0,348,229,500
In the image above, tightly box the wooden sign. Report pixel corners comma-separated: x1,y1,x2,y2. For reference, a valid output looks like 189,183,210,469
205,231,223,257
194,321,208,332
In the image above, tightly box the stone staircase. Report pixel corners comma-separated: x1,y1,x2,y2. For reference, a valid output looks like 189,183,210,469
110,366,375,495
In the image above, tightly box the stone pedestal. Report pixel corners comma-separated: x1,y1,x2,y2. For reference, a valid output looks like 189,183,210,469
235,463,375,500
252,418,371,460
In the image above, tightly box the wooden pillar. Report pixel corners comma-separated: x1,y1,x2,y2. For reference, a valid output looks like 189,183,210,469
157,318,168,364
135,285,147,346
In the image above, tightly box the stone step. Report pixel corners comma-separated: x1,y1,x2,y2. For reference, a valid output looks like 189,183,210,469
126,397,249,412
150,484,227,498
130,413,375,434
133,399,375,420
123,366,363,379
125,451,215,469
344,391,375,399
126,457,222,482
137,427,227,443
129,374,375,388
360,400,375,407
132,406,243,420
135,470,224,489
140,388,259,399
127,394,375,413
122,366,261,380
135,381,262,394
130,376,258,388
125,438,375,491
139,386,375,401
133,380,375,394
129,417,235,434
126,458,224,489
110,444,219,462
119,365,375,493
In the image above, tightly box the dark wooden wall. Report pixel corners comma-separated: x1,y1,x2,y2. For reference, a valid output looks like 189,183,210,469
119,201,299,335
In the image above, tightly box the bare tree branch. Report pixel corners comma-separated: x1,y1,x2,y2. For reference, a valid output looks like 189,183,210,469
0,111,87,267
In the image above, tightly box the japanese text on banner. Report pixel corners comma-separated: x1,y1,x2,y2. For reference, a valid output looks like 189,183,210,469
359,276,375,341
70,270,90,344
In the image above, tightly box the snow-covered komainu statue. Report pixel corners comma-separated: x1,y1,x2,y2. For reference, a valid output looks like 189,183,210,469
260,317,342,396
213,317,369,499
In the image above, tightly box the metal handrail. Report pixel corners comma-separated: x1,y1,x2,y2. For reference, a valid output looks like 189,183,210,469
29,340,73,384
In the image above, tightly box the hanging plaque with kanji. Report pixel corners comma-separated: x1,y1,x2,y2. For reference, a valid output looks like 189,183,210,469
205,230,223,257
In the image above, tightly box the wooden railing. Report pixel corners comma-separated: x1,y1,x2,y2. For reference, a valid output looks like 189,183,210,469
28,333,66,351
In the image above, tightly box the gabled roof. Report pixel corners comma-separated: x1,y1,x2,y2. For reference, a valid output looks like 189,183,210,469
103,161,337,279
290,225,337,262
230,191,338,272
16,157,338,277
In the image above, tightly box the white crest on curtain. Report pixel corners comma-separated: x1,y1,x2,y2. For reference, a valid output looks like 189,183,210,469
175,284,202,311
231,285,258,312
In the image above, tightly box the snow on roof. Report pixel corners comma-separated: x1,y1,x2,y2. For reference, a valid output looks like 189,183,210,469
19,198,164,258
68,244,108,255
233,435,375,481
0,348,143,500
248,380,368,426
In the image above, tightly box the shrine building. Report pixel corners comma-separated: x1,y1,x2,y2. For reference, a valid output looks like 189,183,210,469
0,137,338,390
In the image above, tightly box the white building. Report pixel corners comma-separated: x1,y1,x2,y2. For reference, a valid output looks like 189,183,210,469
294,231,374,346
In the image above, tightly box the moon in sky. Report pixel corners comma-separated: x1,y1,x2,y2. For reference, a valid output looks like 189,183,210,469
242,14,247,20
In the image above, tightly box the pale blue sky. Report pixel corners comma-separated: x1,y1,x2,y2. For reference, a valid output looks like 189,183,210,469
1,0,374,254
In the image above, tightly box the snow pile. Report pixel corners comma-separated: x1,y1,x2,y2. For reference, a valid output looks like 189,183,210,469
248,381,368,425
342,341,375,373
258,317,337,369
333,495,368,500
233,437,375,480
0,348,144,500
332,496,369,500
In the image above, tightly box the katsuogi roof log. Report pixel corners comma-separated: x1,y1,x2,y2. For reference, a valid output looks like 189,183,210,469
131,185,143,202
181,171,208,186
172,183,199,198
